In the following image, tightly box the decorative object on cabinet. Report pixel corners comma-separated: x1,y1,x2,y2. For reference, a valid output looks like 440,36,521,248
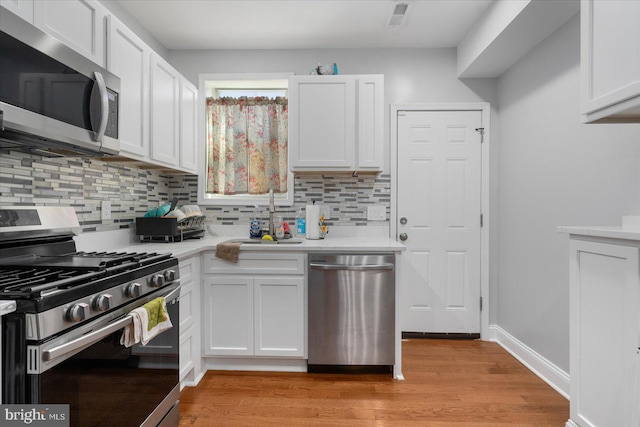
310,63,338,75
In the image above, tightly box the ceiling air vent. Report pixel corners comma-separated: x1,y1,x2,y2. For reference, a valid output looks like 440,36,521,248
388,2,410,27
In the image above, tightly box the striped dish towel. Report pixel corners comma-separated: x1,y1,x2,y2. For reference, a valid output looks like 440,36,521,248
120,296,173,347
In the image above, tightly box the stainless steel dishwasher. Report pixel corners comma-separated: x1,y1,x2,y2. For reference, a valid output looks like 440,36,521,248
308,253,395,370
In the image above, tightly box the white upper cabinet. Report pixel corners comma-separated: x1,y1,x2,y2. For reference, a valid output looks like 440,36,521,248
0,0,34,23
150,53,181,167
289,75,383,172
106,15,150,159
581,0,640,123
33,0,107,67
357,75,384,170
179,78,199,173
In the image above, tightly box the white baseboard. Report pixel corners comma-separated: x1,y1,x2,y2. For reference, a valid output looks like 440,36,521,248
488,325,570,399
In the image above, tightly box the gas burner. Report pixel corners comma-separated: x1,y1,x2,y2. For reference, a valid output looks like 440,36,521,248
0,251,174,300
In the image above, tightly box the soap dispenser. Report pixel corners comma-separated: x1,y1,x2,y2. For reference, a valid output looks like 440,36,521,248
250,207,262,239
275,216,285,239
295,208,306,237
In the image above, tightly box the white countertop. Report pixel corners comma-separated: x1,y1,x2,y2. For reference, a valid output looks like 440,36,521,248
558,225,640,241
116,235,405,260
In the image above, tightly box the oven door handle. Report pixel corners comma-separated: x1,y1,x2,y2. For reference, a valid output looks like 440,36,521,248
42,316,133,362
42,288,180,363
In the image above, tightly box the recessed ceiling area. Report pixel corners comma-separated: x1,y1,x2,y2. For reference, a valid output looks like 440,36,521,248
115,0,494,50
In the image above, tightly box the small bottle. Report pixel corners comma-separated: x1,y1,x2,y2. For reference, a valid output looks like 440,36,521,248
275,216,285,239
295,208,306,237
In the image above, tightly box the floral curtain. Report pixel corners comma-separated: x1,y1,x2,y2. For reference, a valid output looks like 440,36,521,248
206,96,288,195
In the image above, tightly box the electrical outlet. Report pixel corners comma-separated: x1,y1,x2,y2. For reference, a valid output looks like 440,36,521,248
319,205,331,220
367,205,386,221
101,201,112,220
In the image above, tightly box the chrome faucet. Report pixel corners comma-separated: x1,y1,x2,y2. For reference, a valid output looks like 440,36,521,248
268,189,275,237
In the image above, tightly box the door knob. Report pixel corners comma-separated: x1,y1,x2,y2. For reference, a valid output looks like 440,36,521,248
399,233,408,241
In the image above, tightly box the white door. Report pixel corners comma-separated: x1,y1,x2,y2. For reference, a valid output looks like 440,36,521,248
397,110,482,334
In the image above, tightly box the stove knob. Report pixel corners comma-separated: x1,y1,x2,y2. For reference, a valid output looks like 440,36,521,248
149,274,165,288
164,270,177,282
92,294,113,311
65,303,89,322
125,283,141,298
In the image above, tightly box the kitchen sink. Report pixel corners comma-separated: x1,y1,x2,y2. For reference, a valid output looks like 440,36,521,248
230,238,304,245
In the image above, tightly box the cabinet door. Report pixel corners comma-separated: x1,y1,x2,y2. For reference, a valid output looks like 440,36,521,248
254,276,305,357
289,75,356,171
203,276,254,356
33,0,106,66
179,78,198,173
581,0,640,122
178,256,201,386
106,16,150,158
0,0,34,23
150,54,180,167
357,75,384,171
179,325,195,388
569,239,639,427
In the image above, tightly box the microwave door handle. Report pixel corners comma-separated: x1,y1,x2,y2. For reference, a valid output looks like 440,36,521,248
92,71,109,142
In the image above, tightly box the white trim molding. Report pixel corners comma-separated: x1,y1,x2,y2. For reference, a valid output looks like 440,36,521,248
489,324,570,399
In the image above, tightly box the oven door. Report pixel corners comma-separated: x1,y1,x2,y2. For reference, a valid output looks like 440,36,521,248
23,286,179,427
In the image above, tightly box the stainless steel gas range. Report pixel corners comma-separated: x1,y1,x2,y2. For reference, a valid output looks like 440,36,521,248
0,206,180,427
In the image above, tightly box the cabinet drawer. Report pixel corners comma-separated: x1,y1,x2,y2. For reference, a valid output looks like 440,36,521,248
179,256,198,285
203,251,305,275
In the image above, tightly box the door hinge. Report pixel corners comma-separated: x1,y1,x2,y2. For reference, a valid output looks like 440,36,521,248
475,127,484,143
480,214,484,227
480,296,483,311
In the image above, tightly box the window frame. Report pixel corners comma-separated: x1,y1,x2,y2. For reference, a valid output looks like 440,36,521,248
197,73,294,207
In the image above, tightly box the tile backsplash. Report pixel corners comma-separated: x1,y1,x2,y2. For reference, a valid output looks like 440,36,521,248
1,150,390,233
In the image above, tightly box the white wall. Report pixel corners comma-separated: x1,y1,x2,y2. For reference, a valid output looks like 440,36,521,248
169,47,498,173
495,15,640,373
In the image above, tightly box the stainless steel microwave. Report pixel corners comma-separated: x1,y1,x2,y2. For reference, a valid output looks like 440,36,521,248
0,9,120,156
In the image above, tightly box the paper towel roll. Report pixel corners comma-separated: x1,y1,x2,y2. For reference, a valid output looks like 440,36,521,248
306,204,320,240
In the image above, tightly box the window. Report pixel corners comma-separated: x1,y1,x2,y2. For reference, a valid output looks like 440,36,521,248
197,74,293,207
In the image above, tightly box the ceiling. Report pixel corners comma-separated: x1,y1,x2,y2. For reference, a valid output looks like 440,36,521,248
115,0,494,50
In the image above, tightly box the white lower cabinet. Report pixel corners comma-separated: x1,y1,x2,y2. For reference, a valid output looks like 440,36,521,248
178,255,202,388
567,236,640,427
202,252,306,360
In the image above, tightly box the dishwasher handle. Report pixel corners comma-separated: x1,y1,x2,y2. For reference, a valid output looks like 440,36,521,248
309,262,394,271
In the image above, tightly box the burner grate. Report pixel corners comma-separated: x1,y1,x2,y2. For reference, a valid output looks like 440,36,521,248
0,267,106,298
0,250,174,301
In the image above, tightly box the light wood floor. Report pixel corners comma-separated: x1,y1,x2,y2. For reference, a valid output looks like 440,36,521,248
178,339,569,426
